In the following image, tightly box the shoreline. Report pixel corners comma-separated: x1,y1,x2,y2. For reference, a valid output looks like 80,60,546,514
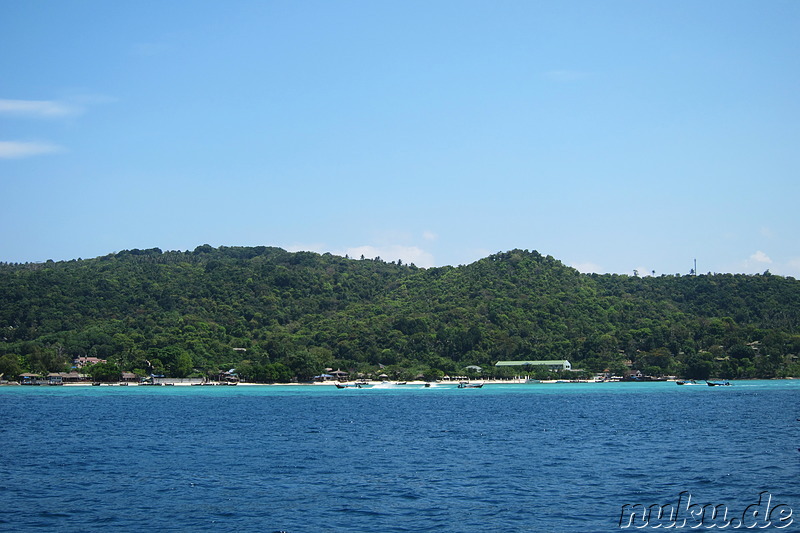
2,377,795,387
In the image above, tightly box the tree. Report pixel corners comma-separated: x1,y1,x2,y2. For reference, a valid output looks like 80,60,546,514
284,349,323,381
264,362,293,382
607,361,629,378
171,351,193,378
88,362,121,382
525,365,554,380
683,354,713,380
423,367,444,381
2,246,800,381
0,354,22,380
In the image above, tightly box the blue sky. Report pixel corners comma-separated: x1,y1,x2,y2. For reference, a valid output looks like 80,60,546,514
2,1,799,276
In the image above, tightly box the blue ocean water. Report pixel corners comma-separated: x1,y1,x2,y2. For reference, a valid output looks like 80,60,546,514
0,381,797,532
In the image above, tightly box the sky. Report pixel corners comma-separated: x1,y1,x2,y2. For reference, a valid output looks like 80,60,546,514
2,1,799,276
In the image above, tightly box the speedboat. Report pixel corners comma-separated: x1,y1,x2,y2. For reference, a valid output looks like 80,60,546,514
458,381,484,388
706,380,732,386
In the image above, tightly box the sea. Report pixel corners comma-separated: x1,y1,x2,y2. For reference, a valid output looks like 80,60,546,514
0,380,797,532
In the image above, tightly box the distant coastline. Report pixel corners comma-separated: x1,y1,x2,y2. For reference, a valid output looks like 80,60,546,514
2,377,795,387
3,247,799,386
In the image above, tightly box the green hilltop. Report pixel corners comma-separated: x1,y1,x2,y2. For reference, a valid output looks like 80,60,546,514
1,246,799,381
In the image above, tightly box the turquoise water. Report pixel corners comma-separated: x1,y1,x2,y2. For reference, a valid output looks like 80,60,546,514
1,381,798,531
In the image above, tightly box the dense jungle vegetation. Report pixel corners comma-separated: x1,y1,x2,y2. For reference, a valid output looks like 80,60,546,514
1,246,799,381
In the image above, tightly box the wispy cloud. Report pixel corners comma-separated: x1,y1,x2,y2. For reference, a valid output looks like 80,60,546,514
422,230,438,242
750,250,772,264
344,245,434,267
0,98,80,118
0,97,92,159
787,258,800,277
571,261,602,274
740,250,774,274
740,255,800,278
287,243,435,268
634,266,657,277
0,141,65,159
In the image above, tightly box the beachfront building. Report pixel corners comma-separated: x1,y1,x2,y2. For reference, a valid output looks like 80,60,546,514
46,372,88,384
59,371,86,383
73,356,107,368
19,373,44,385
494,360,572,371
328,369,349,381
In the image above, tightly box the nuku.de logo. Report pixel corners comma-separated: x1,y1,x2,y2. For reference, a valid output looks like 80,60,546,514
618,491,793,529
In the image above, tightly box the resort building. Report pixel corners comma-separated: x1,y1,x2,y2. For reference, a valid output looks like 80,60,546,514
19,373,44,385
46,372,88,384
328,369,349,381
494,360,572,371
73,356,107,368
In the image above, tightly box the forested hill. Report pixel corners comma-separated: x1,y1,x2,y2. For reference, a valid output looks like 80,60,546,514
1,246,799,381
